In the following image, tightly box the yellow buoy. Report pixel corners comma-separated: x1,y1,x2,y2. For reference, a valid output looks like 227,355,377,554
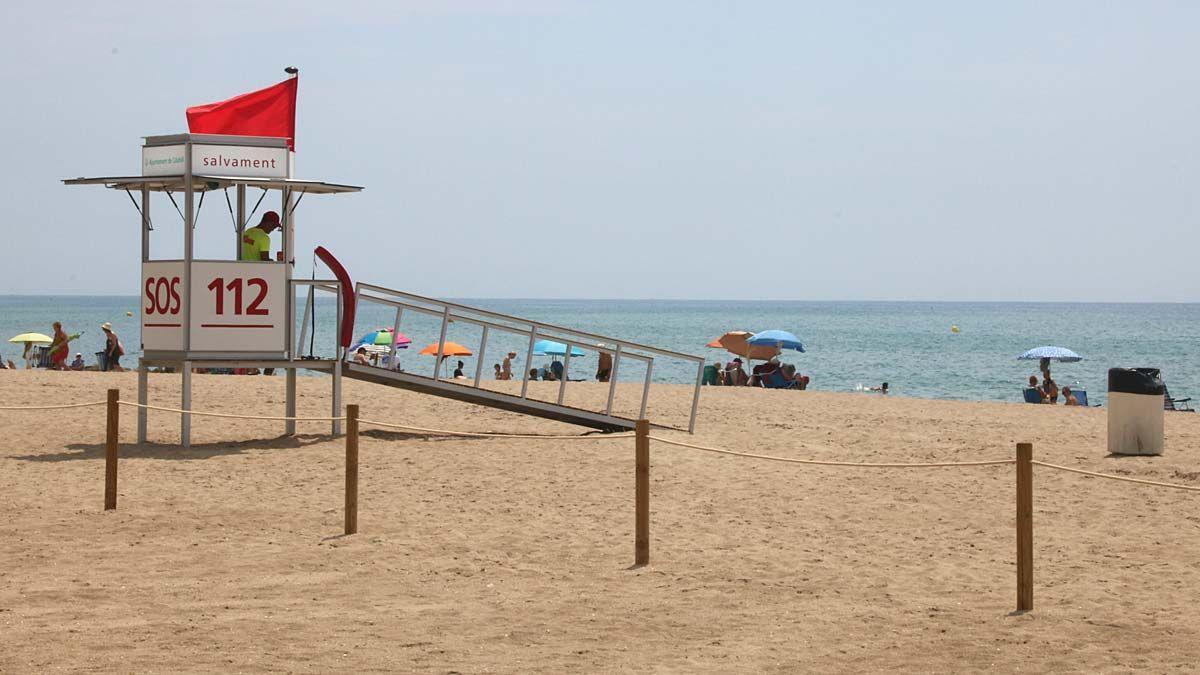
950,325,960,333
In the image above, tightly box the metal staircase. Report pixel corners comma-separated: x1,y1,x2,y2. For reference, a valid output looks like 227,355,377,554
329,283,705,433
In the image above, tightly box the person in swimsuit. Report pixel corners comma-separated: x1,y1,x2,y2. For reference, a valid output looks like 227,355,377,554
48,322,70,371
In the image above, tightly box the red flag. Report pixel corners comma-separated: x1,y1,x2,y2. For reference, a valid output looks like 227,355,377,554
186,77,297,150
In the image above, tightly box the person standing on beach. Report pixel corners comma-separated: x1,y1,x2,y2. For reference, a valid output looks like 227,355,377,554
48,322,70,371
240,211,281,261
101,322,124,372
502,352,516,380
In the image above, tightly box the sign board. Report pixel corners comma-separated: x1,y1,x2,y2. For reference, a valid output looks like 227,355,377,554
142,143,289,179
141,261,186,351
142,145,185,176
189,262,287,353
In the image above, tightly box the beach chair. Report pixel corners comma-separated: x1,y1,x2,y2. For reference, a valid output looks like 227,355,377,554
1073,389,1089,407
761,370,799,389
702,365,719,385
1022,388,1043,404
1164,387,1194,412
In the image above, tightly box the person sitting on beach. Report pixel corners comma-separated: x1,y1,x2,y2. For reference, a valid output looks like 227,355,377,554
502,352,516,380
779,363,806,387
550,360,564,381
1028,375,1048,403
528,368,539,381
596,349,612,382
70,353,85,371
494,364,503,380
751,358,780,387
1062,386,1080,407
725,358,748,386
353,347,370,365
867,382,889,395
453,360,465,379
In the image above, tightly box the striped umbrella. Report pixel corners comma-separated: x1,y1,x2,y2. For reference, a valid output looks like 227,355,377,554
356,328,411,349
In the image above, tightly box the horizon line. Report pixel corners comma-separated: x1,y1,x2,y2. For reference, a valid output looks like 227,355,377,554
0,293,1196,305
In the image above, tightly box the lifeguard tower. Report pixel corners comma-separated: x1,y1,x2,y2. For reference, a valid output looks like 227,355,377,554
67,129,705,447
66,133,361,446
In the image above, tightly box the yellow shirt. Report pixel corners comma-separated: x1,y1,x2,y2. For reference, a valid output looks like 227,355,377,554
240,227,271,261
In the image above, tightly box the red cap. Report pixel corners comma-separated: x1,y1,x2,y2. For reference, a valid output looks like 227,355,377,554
260,211,281,226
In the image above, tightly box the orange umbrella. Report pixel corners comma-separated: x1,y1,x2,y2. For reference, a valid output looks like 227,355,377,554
418,341,474,357
706,331,780,361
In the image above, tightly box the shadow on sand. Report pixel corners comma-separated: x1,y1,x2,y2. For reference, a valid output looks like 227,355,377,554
9,433,336,463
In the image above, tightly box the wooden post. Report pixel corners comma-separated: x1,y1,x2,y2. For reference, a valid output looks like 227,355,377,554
1016,442,1033,611
105,388,119,510
635,419,650,566
345,404,359,535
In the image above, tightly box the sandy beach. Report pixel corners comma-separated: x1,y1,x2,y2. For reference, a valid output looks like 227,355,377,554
2,370,1200,672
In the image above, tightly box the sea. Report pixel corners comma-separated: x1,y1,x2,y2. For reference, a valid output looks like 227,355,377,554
3,295,1197,408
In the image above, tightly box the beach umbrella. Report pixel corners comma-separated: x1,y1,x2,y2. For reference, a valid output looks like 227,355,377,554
1017,346,1082,363
8,332,52,344
706,331,780,361
356,328,411,349
533,340,585,357
748,329,806,353
349,343,391,356
418,341,473,357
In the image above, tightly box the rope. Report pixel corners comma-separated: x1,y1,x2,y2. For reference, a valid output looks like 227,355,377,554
649,435,1016,468
116,400,344,422
1033,460,1200,493
358,418,634,440
0,401,107,410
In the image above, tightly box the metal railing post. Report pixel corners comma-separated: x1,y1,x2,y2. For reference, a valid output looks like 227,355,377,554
520,326,538,399
388,307,403,370
474,325,489,387
557,343,572,405
605,344,622,416
433,307,450,381
297,282,313,356
639,358,654,420
688,358,704,433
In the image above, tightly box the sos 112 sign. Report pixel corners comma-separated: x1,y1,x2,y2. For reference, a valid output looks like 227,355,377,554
141,262,287,353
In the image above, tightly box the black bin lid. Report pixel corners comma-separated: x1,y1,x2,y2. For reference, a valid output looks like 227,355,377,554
1108,368,1165,395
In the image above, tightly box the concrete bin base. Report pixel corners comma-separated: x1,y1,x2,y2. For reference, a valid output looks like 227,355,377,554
1107,391,1164,455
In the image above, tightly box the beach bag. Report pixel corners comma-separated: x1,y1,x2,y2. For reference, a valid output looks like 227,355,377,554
117,340,125,357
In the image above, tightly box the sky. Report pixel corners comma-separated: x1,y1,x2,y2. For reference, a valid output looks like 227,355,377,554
1,1,1197,301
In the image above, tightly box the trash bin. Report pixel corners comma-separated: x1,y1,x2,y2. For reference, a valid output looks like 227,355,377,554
1108,368,1165,455
95,351,108,371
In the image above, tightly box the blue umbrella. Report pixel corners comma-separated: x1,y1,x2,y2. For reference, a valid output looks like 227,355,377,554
748,330,805,353
1017,346,1082,363
533,339,585,357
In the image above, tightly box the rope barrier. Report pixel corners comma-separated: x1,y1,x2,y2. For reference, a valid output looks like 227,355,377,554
357,417,635,440
648,435,1016,468
116,400,345,422
1033,460,1200,493
0,401,108,410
